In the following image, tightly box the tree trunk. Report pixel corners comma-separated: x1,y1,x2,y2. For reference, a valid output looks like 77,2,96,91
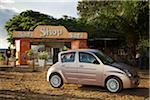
127,31,138,66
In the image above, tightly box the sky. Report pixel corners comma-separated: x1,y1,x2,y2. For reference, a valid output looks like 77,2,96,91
0,0,79,18
0,0,79,48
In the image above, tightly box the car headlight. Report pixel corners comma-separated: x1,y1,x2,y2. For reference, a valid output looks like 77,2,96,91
124,69,132,77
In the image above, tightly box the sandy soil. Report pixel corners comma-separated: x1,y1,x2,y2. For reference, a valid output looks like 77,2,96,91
0,66,149,100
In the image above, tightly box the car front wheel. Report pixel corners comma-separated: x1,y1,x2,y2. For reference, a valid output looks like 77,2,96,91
106,77,122,93
50,73,63,88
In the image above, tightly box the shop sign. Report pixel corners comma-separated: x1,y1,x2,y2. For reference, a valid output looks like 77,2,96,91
13,26,88,39
18,32,31,37
40,27,63,37
69,33,83,39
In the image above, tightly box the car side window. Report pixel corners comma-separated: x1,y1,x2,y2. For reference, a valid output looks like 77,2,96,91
61,52,75,63
79,52,99,64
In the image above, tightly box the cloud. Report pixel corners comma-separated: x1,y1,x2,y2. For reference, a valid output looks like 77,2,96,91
0,0,19,13
0,5,19,12
12,0,78,3
0,4,17,49
0,0,15,3
0,38,9,48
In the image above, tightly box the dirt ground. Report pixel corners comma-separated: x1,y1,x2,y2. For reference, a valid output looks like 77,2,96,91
0,66,149,100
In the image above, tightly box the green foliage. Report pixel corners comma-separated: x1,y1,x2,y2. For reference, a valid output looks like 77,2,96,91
77,1,148,37
5,10,55,44
38,51,48,60
0,53,5,61
5,10,88,44
27,49,34,57
9,56,16,62
77,1,149,56
5,2,148,58
138,39,149,48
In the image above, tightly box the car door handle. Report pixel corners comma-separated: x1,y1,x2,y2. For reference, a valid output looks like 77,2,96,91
80,65,84,68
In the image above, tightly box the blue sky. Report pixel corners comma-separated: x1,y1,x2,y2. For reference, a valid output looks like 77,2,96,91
0,0,79,48
0,0,79,18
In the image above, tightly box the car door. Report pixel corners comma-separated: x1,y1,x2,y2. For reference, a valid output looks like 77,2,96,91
78,52,103,86
60,52,78,84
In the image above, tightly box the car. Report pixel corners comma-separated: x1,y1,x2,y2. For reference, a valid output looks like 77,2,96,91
47,49,139,93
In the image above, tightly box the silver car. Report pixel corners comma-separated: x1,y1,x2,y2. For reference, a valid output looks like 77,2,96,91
47,49,139,93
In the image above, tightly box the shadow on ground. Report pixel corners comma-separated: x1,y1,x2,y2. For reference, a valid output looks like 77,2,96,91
79,85,107,92
79,85,149,97
120,87,149,97
0,90,101,100
0,66,48,73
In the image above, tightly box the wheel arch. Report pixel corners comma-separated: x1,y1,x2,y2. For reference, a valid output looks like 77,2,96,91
49,72,64,88
104,75,123,88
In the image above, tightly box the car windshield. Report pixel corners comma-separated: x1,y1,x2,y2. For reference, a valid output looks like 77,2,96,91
91,50,115,64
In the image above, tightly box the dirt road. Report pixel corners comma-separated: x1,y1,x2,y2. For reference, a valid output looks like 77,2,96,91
0,66,149,100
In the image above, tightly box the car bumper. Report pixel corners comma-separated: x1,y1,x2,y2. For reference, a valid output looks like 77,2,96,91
130,76,140,88
121,75,140,89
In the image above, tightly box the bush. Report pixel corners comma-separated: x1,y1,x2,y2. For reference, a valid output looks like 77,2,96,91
9,56,16,62
0,53,5,61
38,51,48,60
27,49,34,56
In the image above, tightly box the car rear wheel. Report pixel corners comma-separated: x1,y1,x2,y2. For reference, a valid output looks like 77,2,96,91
50,73,63,88
106,77,122,93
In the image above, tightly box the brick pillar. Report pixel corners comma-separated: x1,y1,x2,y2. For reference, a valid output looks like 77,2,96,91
79,40,88,49
71,40,88,49
71,40,80,49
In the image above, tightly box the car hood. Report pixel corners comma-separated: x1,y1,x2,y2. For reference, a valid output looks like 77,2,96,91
109,62,137,76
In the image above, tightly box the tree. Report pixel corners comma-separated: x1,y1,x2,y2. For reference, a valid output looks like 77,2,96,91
5,10,55,44
77,1,149,57
5,10,88,44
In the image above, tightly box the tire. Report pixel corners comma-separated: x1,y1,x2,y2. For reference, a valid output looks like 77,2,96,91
50,73,63,88
105,77,122,93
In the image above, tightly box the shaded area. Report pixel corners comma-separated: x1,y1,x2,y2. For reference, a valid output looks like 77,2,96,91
0,90,101,100
120,88,149,97
0,66,49,73
79,85,149,97
79,85,107,92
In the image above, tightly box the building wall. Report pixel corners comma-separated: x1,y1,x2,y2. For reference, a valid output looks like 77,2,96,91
13,26,88,65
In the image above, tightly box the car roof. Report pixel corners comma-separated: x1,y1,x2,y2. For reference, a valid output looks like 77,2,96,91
59,49,98,54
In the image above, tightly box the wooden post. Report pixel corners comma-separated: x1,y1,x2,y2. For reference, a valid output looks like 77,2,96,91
32,54,35,71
